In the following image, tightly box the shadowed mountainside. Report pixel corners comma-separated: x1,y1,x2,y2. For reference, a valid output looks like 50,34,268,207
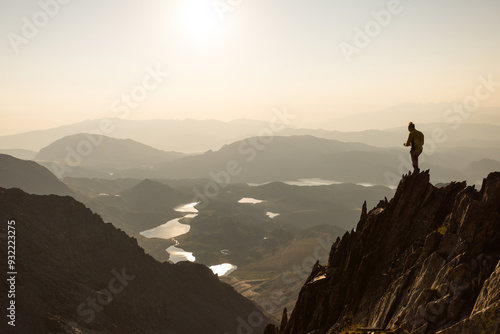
0,149,37,160
265,171,500,334
0,154,72,196
0,187,267,334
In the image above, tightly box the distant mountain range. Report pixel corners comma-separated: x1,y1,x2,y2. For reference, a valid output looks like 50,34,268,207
1,115,500,154
282,122,500,149
0,118,284,152
464,158,500,183
109,135,463,185
23,132,499,186
2,126,499,189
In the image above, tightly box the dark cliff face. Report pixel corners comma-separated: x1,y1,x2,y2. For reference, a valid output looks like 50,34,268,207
0,188,267,334
269,171,500,334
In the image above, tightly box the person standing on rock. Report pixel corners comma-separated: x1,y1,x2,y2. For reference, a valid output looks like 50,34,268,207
404,122,424,173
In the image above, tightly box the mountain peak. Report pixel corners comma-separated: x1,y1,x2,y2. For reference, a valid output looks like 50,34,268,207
120,179,191,213
123,178,174,196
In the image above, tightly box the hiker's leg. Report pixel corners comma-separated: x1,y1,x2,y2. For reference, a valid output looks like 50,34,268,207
411,151,421,172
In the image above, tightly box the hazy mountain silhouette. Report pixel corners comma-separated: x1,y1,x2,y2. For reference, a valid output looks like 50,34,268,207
0,149,37,160
36,133,184,168
138,135,463,185
0,118,286,152
282,122,500,150
464,158,500,183
30,133,486,185
150,135,383,182
2,116,500,154
0,154,72,196
0,187,267,333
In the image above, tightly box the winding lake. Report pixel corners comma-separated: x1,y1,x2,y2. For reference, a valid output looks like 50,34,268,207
139,213,196,239
167,245,196,263
139,202,199,239
139,202,237,276
210,263,238,276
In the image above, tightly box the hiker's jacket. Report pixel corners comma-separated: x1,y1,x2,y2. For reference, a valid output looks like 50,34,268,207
405,129,424,152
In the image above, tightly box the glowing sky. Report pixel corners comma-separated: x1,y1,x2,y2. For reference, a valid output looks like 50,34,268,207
1,0,499,135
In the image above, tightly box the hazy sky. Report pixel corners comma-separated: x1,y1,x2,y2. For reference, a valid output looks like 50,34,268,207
1,0,499,135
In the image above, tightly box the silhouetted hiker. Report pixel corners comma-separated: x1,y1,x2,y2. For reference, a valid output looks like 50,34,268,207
404,122,424,173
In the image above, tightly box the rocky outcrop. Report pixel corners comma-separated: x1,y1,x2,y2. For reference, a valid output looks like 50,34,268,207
269,171,500,334
436,260,500,334
0,187,267,333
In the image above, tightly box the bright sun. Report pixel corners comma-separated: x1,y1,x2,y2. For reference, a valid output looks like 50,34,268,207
176,0,221,46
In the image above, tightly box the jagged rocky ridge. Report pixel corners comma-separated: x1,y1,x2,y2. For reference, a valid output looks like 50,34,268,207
265,171,500,334
0,187,267,334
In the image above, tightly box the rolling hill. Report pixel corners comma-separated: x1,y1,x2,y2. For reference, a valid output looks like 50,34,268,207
0,154,72,196
35,133,185,178
36,133,184,167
